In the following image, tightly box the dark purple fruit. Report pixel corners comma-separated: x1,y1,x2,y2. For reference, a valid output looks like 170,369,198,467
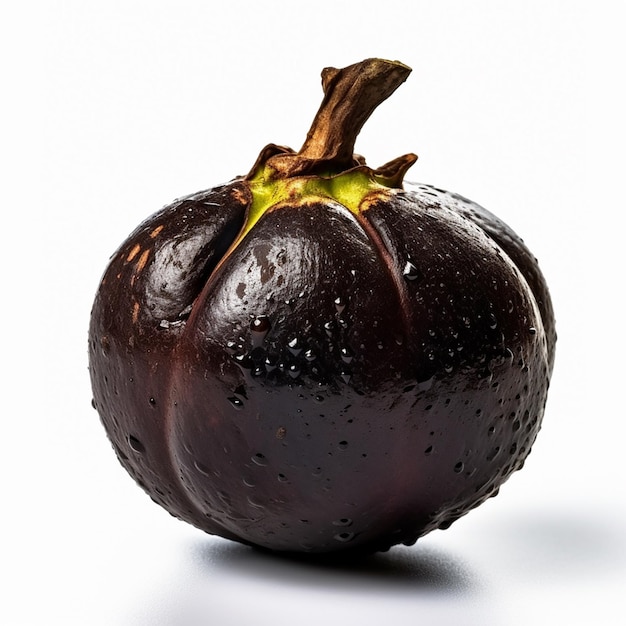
89,58,555,555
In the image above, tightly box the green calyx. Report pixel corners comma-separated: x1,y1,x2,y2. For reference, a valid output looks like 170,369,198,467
251,165,388,215
241,161,401,241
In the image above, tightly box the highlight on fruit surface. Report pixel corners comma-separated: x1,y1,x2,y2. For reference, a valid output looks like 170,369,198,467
89,58,556,555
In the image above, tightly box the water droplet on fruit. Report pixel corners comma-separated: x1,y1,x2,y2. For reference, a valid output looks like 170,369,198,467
453,461,464,473
417,375,434,391
251,453,268,466
529,327,537,335
486,446,500,461
304,349,316,361
288,364,301,378
277,473,288,482
250,315,270,347
247,496,266,509
424,445,433,455
402,260,421,281
334,296,347,313
225,341,238,354
334,531,355,542
340,346,354,363
194,460,211,476
233,352,252,371
227,396,244,410
128,435,145,453
264,354,277,372
178,304,192,320
338,440,349,450
287,337,302,356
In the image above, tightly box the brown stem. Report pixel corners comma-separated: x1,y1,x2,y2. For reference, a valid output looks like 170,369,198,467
251,59,413,180
298,58,412,166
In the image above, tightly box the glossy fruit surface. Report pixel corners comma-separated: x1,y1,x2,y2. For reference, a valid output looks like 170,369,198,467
89,59,555,554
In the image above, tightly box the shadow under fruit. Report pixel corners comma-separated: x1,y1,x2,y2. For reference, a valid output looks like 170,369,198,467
88,59,556,555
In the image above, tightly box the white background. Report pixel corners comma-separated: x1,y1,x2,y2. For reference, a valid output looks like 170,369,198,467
1,1,624,625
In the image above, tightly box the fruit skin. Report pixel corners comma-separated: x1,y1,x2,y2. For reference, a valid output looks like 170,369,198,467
89,59,555,555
